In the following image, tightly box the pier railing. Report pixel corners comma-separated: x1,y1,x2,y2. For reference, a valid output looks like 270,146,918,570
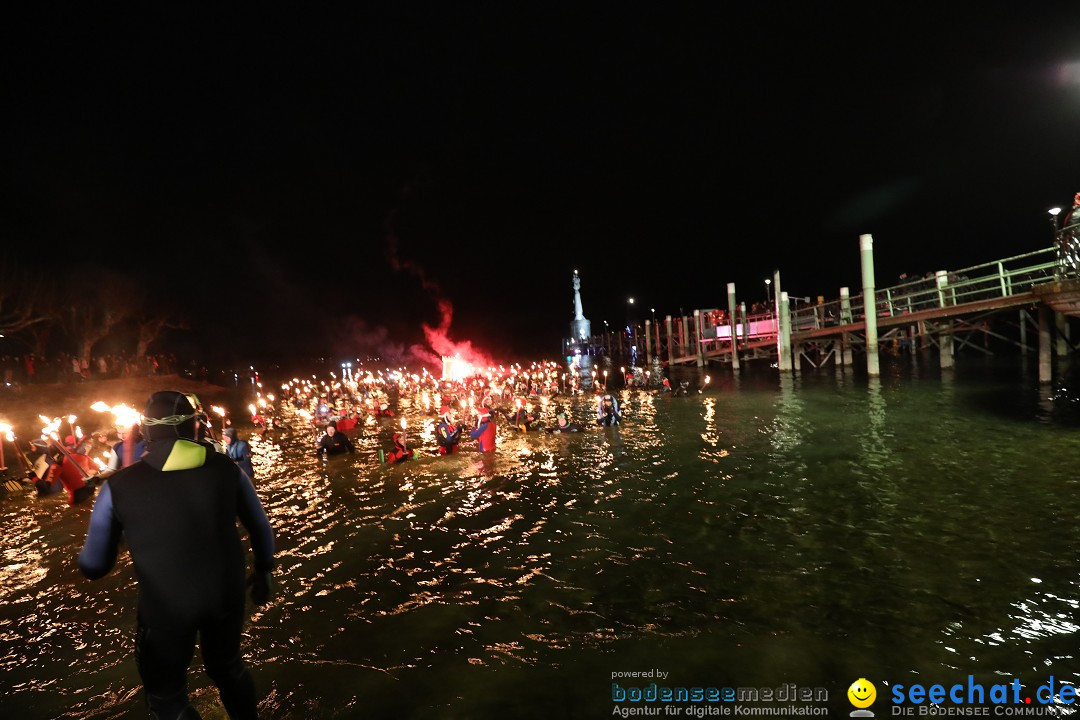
565,245,1063,367
789,247,1057,331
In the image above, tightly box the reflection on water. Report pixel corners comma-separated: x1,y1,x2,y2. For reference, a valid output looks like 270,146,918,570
4,359,1080,717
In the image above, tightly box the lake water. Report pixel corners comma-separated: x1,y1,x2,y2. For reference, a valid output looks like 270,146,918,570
2,356,1080,718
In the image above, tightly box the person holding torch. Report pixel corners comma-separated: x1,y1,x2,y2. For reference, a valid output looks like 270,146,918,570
469,404,497,452
381,418,415,463
436,405,463,455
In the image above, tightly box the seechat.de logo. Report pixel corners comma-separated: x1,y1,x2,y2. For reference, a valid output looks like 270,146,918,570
848,678,876,718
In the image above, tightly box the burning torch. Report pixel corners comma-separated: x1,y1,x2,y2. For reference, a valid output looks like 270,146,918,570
0,421,9,471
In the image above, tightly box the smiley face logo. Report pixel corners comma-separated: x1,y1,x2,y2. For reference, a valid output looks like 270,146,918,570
848,678,876,708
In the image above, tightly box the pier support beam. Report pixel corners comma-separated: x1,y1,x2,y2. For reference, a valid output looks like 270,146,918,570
935,271,954,370
839,286,853,368
739,302,748,345
681,316,690,359
860,234,880,376
665,315,674,366
727,282,740,372
1039,306,1052,384
693,310,705,367
773,270,792,372
644,320,652,365
939,322,954,369
779,291,793,372
1055,311,1069,358
655,321,662,364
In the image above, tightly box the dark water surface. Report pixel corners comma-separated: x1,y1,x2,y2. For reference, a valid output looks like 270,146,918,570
3,358,1080,718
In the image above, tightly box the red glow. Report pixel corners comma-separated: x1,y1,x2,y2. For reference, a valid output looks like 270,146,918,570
424,298,493,377
386,228,495,374
441,355,475,381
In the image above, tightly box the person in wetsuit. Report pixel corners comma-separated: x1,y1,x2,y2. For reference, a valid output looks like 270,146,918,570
597,394,622,427
435,406,462,455
505,399,540,431
316,420,356,457
546,412,583,433
223,428,255,481
78,391,274,720
108,425,146,470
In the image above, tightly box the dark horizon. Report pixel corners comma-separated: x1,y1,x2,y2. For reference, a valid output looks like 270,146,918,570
3,6,1079,366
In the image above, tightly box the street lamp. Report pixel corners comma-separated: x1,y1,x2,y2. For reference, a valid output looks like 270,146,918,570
628,297,635,305
764,278,772,305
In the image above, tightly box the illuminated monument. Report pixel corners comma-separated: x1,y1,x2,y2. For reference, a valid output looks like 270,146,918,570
570,269,592,343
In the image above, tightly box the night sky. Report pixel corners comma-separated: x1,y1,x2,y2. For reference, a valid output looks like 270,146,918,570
4,6,1079,365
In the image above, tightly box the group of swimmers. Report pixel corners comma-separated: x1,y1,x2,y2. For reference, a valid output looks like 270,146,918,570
310,392,624,464
1,362,710,504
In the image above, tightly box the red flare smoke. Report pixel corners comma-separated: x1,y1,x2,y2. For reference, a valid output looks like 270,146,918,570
422,299,492,372
386,212,492,374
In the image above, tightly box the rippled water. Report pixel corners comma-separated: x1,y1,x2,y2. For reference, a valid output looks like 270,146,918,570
3,358,1080,718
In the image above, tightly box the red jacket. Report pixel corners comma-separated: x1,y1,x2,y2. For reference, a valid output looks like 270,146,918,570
470,418,496,452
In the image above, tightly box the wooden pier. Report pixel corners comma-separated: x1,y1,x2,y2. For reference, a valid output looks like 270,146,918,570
567,233,1080,384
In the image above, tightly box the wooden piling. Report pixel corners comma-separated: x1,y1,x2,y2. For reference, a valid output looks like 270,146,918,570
839,286,852,368
936,271,954,370
779,291,793,373
665,315,674,365
1039,305,1052,384
644,319,652,365
939,322,954,369
694,310,705,367
681,315,690,361
655,319,662,363
860,234,880,376
1055,311,1068,357
727,283,740,371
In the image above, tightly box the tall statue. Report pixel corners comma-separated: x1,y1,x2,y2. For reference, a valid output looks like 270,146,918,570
573,270,584,320
570,270,591,341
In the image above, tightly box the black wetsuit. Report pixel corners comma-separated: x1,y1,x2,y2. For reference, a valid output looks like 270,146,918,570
79,437,274,720
597,409,622,427
507,409,540,430
316,431,355,456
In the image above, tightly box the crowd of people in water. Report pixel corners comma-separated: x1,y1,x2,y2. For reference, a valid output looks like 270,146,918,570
0,359,708,717
0,390,262,502
293,361,632,464
0,360,709,499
